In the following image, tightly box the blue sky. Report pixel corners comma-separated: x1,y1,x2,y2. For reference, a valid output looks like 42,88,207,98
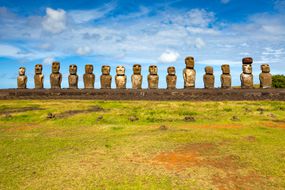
0,0,285,88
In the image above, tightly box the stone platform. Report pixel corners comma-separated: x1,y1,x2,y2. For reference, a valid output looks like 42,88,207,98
0,89,284,101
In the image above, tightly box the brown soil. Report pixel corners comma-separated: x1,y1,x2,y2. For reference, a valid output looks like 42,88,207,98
262,121,285,129
55,105,106,118
151,142,266,190
0,106,45,115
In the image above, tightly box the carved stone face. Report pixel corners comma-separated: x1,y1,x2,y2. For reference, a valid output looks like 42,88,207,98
69,65,77,75
167,67,176,75
261,64,270,73
19,67,26,76
185,56,195,68
85,64,93,74
221,64,230,74
52,62,60,74
116,66,125,75
242,57,253,64
149,65,158,75
35,64,42,74
205,66,213,75
102,65,110,75
243,64,252,74
133,64,141,74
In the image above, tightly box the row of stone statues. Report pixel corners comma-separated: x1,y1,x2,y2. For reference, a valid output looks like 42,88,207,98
17,57,272,89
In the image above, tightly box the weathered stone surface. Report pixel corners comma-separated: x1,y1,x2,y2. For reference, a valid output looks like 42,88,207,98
17,67,27,89
131,64,142,89
241,59,253,89
148,65,159,89
166,66,177,89
203,66,214,89
183,56,196,88
83,64,95,89
3,89,285,101
68,64,78,89
259,64,272,88
221,64,231,89
100,65,112,89
50,61,62,89
34,64,44,89
115,66,127,89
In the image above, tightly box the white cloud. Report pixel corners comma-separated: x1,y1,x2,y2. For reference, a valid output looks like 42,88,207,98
221,0,230,4
43,56,55,65
69,2,116,23
42,8,66,33
0,44,22,57
195,38,206,49
76,46,92,55
158,50,180,63
186,9,215,27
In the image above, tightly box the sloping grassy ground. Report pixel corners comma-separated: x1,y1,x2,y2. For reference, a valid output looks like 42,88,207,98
0,100,285,190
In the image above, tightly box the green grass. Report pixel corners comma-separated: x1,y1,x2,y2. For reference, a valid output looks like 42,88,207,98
0,100,285,189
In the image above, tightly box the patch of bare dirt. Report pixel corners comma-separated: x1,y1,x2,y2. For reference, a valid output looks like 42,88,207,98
151,142,266,189
54,105,106,118
0,106,45,115
198,124,242,129
262,121,285,129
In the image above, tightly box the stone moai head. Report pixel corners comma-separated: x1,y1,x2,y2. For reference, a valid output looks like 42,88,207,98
69,65,77,75
149,65,158,75
205,66,214,75
102,65,111,75
116,66,125,76
52,61,60,74
261,64,270,73
185,56,195,68
242,64,252,74
133,64,141,74
221,64,230,74
85,64,93,74
167,66,176,75
19,67,26,76
35,64,43,74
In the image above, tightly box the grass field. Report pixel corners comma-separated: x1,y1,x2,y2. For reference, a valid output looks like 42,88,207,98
0,100,285,190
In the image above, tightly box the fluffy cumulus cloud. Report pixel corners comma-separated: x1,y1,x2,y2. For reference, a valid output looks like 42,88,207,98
42,8,66,33
158,50,180,63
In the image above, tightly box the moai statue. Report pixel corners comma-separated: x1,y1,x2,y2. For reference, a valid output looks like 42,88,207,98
100,65,112,89
34,64,44,89
220,64,231,89
115,66,127,89
50,61,62,89
259,64,272,88
148,65,159,89
183,56,196,88
240,57,253,89
68,64,78,89
203,66,215,89
131,64,142,89
17,67,27,89
83,64,95,89
166,66,177,89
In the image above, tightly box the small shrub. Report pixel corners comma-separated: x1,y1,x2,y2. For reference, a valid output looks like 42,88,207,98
272,75,285,88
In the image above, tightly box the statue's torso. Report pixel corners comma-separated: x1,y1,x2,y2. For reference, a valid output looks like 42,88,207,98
131,74,142,89
50,73,62,88
183,68,196,88
100,75,112,89
115,75,127,89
